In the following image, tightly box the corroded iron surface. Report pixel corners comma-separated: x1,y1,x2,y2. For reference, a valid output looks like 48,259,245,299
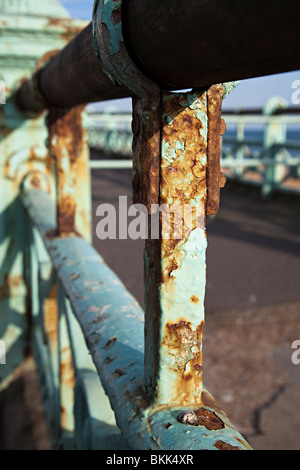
22,188,252,450
47,105,91,239
144,90,208,407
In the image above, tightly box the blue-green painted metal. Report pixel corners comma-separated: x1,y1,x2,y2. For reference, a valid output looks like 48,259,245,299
0,0,252,451
144,90,209,406
93,0,162,211
5,0,295,452
60,290,127,450
21,187,251,450
0,0,87,391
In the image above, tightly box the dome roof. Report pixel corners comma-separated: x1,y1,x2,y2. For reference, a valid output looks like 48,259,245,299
0,0,70,18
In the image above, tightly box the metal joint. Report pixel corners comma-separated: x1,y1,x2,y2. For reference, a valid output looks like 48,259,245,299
93,0,161,212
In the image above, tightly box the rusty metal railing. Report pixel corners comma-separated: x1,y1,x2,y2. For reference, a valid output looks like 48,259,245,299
8,0,300,450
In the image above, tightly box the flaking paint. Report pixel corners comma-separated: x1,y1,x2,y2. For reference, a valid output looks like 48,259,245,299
145,91,208,406
47,105,91,240
22,188,252,450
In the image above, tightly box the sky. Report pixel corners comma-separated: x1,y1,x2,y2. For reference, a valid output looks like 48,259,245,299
60,0,300,112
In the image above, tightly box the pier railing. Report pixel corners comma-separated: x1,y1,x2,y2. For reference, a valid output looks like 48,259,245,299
2,0,300,450
87,103,300,197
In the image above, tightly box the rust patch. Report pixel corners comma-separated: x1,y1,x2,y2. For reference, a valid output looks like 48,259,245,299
57,195,76,235
191,295,199,303
47,106,86,165
160,92,207,285
126,386,152,424
103,337,117,350
70,273,80,281
47,105,88,237
7,275,23,288
0,274,24,298
60,346,75,389
111,6,121,24
4,145,54,187
44,284,58,342
60,406,68,430
113,369,126,377
131,94,161,212
103,356,116,365
28,172,43,189
162,320,204,401
206,84,226,215
161,93,207,208
45,229,81,240
214,440,241,450
220,118,227,136
178,408,225,430
143,91,208,403
93,312,109,324
164,321,203,349
163,423,173,430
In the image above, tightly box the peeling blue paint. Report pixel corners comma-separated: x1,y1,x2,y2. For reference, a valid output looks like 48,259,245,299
101,0,123,55
222,81,240,100
22,188,251,450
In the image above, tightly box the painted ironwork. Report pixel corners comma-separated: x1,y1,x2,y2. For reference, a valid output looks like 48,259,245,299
0,0,87,393
87,103,300,197
1,0,299,452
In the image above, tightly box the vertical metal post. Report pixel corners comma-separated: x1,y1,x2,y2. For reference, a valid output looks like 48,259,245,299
0,2,87,392
144,86,230,406
236,119,245,179
58,282,75,448
93,0,237,410
47,106,92,241
60,289,125,450
44,103,93,446
263,97,288,196
144,90,208,405
42,281,60,442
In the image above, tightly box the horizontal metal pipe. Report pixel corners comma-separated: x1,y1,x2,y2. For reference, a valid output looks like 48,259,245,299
223,115,300,124
17,22,129,113
21,188,251,450
223,108,300,116
89,157,300,171
17,1,300,113
89,160,133,169
122,0,300,89
223,138,300,151
221,157,300,167
87,112,300,125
